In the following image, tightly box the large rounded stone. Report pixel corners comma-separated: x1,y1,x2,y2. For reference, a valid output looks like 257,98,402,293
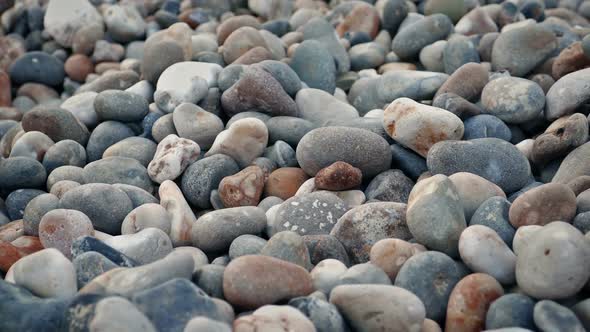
509,183,576,228
44,0,103,48
545,68,590,121
39,209,94,259
486,294,536,330
296,127,392,179
391,14,454,59
290,40,337,94
83,157,152,193
21,108,90,146
552,142,590,184
94,90,148,123
9,52,65,87
205,118,268,168
481,77,545,124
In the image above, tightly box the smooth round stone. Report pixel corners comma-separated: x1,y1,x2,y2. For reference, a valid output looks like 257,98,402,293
445,273,504,332
264,167,310,200
73,251,118,288
545,69,590,121
85,121,134,162
261,231,312,270
94,90,148,123
172,103,223,150
391,14,453,59
170,247,208,274
420,40,447,72
217,64,244,92
22,193,59,236
121,203,171,235
464,115,512,141
486,294,536,330
394,251,466,322
339,263,391,286
83,156,152,193
552,142,590,184
532,113,589,165
38,209,93,259
470,197,515,247
449,172,506,220
151,113,177,143
425,0,465,22
509,183,576,228
46,166,84,191
266,117,315,147
406,175,466,257
434,62,489,102
552,42,590,80
288,296,347,332
271,191,348,236
290,40,337,94
103,137,156,168
191,207,266,253
516,222,590,299
49,181,80,199
315,161,362,191
364,169,414,203
12,248,76,298
331,202,411,263
491,25,557,77
205,118,268,168
226,112,271,128
481,77,545,124
112,184,157,208
512,225,542,257
5,189,45,221
234,305,315,331
263,141,297,168
228,234,267,260
310,259,348,294
42,140,86,173
330,284,425,332
9,131,54,161
71,236,137,268
443,36,480,74
44,0,102,47
389,144,428,181
181,154,240,209
104,228,172,265
427,138,531,194
59,183,133,234
303,234,350,266
60,92,98,128
297,127,392,179
77,70,140,94
0,157,46,191
184,316,231,332
258,196,284,212
573,212,590,234
141,23,192,84
157,180,196,247
534,300,586,332
222,26,267,64
147,134,200,184
380,0,409,34
256,60,301,97
383,98,464,157
21,107,90,146
370,238,422,281
349,42,385,71
459,225,516,284
217,15,260,44
300,17,350,74
103,4,146,43
155,62,222,113
223,255,313,309
9,51,65,87
295,88,358,127
192,264,225,299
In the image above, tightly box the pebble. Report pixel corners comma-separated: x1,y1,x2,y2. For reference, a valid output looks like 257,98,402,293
310,259,348,294
21,107,90,146
445,273,504,332
303,234,350,266
261,231,312,270
339,262,391,286
264,167,310,200
391,14,454,59
185,317,231,332
141,23,192,84
470,196,515,247
295,88,358,126
60,92,98,128
545,68,590,121
234,305,316,331
509,183,577,227
121,203,171,235
300,17,350,74
71,236,137,267
172,102,224,150
94,90,148,122
103,4,146,43
38,209,94,259
534,300,586,332
449,172,506,220
22,193,59,236
289,296,347,332
5,189,45,221
0,157,46,191
330,284,426,332
485,294,536,330
218,166,265,207
103,227,173,264
464,114,512,141
72,251,118,288
481,77,545,124
83,156,153,192
103,136,157,167
314,161,362,191
206,118,268,168
147,134,200,183
228,234,267,260
223,255,313,309
552,142,590,184
9,52,65,87
516,222,590,299
532,113,588,165
42,139,87,173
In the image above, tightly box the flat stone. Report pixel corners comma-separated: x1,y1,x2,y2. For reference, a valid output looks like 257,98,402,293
12,248,76,298
83,156,153,193
509,183,576,227
534,300,586,332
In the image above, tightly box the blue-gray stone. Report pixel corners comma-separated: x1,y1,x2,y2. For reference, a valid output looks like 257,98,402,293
0,157,47,191
300,17,350,73
470,196,515,247
573,211,590,234
257,60,302,97
23,193,59,236
225,111,271,129
94,90,149,123
193,264,225,299
339,263,391,285
381,0,409,33
0,120,18,140
391,14,453,59
290,40,336,94
86,121,135,162
102,137,157,167
140,112,163,140
344,31,372,46
365,169,414,203
217,64,244,92
21,107,90,146
9,51,65,86
5,188,45,220
112,183,158,208
42,140,87,174
261,19,290,37
464,114,512,141
390,144,428,180
73,251,119,288
83,156,153,193
181,154,240,209
443,35,480,74
71,236,138,267
228,234,267,259
59,183,134,234
303,234,350,267
131,278,226,332
534,300,586,332
263,140,297,168
583,35,590,58
266,116,315,147
349,42,386,71
0,279,69,332
395,251,468,322
486,293,536,330
329,117,392,143
427,138,532,194
289,296,348,332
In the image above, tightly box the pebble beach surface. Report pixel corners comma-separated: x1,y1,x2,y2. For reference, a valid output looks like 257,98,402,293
1,0,590,331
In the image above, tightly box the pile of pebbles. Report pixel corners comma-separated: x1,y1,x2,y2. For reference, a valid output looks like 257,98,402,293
1,0,590,331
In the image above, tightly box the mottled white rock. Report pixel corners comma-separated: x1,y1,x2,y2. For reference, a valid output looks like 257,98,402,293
60,92,99,127
171,246,209,273
459,225,516,284
104,228,173,264
90,297,157,332
295,88,359,126
12,248,77,298
310,259,348,294
147,134,200,184
172,103,224,150
512,225,542,256
121,203,172,235
234,305,316,331
44,0,103,47
159,180,197,247
205,118,269,168
39,209,94,259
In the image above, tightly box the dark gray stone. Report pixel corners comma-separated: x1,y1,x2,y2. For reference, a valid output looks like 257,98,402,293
83,157,153,193
193,264,225,299
486,293,536,330
266,116,315,147
391,14,453,59
365,169,414,203
0,157,47,191
94,90,149,122
470,196,515,247
390,144,428,180
73,251,119,288
21,107,90,146
42,140,87,174
290,40,336,94
71,236,138,267
23,193,59,236
5,188,45,220
289,296,348,332
85,121,135,162
9,51,65,86
464,114,512,141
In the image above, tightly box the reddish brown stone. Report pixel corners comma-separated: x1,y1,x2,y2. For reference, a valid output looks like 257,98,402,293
64,54,95,82
0,70,11,107
567,175,590,196
0,36,25,72
336,3,380,39
11,236,43,254
0,241,22,272
223,255,314,310
264,167,310,200
509,183,577,228
445,273,504,332
315,161,362,191
0,220,24,242
552,42,590,80
218,166,265,207
16,83,59,103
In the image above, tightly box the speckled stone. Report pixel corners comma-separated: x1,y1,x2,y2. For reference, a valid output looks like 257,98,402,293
470,197,515,247
534,300,586,332
509,183,576,228
486,294,536,330
38,209,94,259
